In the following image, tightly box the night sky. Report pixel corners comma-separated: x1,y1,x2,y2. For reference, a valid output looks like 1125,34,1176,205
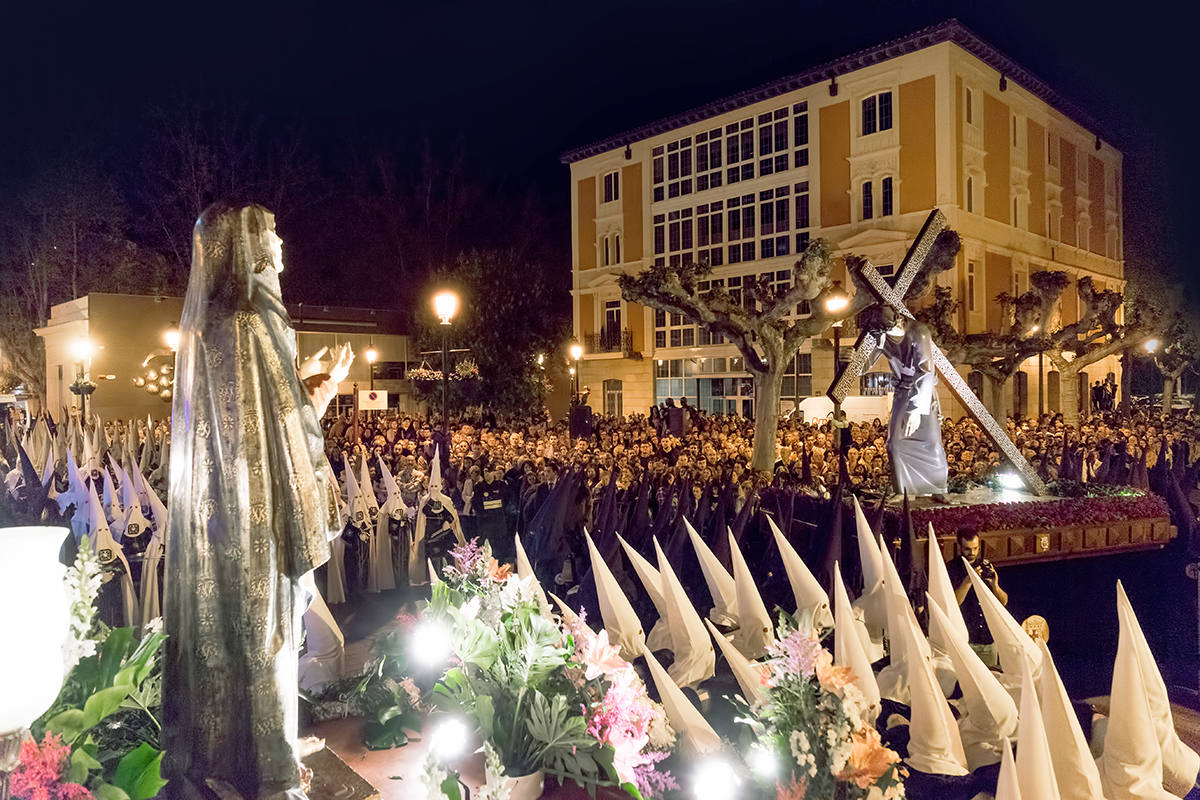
1,0,1192,309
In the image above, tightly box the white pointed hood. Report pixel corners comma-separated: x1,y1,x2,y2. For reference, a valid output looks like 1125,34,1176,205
1097,587,1177,800
377,455,407,516
851,496,888,635
1016,657,1062,800
514,533,550,616
429,447,443,495
88,481,140,629
704,618,767,707
616,533,671,653
767,514,832,632
639,644,722,755
1035,640,1105,800
653,535,715,688
584,528,645,659
359,457,380,516
833,562,881,722
428,557,441,587
102,465,121,524
549,592,589,632
925,523,969,652
344,460,371,531
901,603,969,777
926,595,1018,770
142,477,168,536
685,517,738,626
1116,581,1200,796
728,528,774,660
996,738,1023,800
962,558,1042,682
875,535,929,704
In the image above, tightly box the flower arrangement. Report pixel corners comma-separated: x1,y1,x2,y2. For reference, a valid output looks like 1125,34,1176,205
25,545,168,800
423,539,676,798
407,360,481,384
739,615,905,800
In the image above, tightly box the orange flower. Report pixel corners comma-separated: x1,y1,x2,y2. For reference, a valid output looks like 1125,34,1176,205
836,727,900,789
815,654,855,692
487,558,513,582
776,777,807,800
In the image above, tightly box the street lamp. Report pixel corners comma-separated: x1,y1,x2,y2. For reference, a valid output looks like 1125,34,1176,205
823,283,850,464
164,324,180,352
365,345,378,391
432,290,459,440
1145,338,1162,417
70,337,96,421
569,342,583,404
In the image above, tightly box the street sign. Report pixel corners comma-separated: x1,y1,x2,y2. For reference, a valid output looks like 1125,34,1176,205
358,389,388,410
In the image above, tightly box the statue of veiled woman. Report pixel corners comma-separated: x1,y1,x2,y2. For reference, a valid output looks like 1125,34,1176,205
164,202,350,800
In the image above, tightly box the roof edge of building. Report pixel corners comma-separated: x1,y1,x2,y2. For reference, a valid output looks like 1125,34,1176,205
560,18,1104,165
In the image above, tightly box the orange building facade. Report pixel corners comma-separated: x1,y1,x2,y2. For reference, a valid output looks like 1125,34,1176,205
562,21,1123,422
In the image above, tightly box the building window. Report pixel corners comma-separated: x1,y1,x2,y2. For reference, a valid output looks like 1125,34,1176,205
1047,132,1057,167
1012,114,1018,147
614,233,621,264
967,260,978,312
968,370,983,398
861,91,893,136
881,177,894,217
965,87,974,126
1013,196,1019,228
966,176,975,213
603,170,619,203
603,237,611,266
861,182,873,220
781,352,814,400
603,379,623,417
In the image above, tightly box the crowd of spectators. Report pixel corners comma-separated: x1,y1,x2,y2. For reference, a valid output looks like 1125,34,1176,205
320,400,1200,534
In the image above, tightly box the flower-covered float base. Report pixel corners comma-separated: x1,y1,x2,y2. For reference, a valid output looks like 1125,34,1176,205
893,486,1176,566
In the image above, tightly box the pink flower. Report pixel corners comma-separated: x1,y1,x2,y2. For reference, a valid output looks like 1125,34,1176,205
770,629,824,678
776,778,808,800
580,629,626,681
9,733,93,800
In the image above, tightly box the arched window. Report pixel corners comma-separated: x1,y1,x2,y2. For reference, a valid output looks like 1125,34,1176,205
967,370,984,398
1013,372,1029,419
881,176,894,217
603,379,623,417
862,181,874,220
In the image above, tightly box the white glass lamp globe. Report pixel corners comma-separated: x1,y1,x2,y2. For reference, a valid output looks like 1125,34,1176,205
433,291,459,325
0,527,71,736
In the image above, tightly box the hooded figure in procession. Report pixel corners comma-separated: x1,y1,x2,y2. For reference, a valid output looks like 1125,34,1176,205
163,202,351,800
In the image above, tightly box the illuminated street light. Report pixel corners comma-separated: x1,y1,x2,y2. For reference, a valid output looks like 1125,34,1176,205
823,281,850,314
568,342,583,362
164,325,181,351
71,337,94,361
433,290,459,325
1145,338,1161,353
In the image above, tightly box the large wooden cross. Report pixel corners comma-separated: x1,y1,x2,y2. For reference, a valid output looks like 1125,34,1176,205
827,209,1047,495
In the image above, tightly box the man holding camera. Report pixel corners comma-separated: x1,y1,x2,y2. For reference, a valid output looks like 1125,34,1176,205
946,528,1008,668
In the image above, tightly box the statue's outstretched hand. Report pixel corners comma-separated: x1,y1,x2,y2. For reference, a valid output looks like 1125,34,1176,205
329,343,354,384
299,347,330,381
904,410,921,438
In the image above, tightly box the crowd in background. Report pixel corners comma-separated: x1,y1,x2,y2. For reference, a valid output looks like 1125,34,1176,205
319,400,1200,535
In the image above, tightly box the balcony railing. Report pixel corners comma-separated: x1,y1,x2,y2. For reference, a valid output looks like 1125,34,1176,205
585,327,634,356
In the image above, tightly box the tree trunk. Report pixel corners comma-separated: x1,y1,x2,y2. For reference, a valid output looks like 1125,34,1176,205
751,367,783,474
1058,366,1081,428
1162,374,1177,416
984,373,1011,423
1119,352,1132,414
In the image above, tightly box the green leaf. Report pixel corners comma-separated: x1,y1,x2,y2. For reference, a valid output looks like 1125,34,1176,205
112,743,167,800
93,782,131,800
46,709,93,744
619,782,645,800
67,746,101,784
439,774,462,800
83,686,132,726
97,628,136,687
475,695,495,741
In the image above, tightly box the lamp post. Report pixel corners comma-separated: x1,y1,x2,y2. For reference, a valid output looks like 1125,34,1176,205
1030,324,1043,419
70,337,95,421
433,290,459,441
1145,338,1161,417
569,342,583,405
365,345,378,391
823,283,850,461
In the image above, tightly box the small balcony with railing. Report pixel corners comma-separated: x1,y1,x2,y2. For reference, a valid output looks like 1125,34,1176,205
585,326,635,357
